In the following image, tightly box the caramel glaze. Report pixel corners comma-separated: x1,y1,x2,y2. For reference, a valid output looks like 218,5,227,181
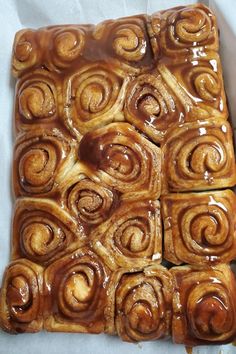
12,3,227,145
13,18,155,79
62,180,121,236
2,2,236,343
171,265,236,346
78,122,162,199
161,119,236,193
161,190,236,265
44,247,110,333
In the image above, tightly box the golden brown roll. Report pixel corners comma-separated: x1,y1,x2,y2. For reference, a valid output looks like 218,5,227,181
79,122,162,200
15,69,61,133
162,119,236,193
12,29,42,78
158,52,228,121
59,162,117,228
124,70,184,143
44,25,88,71
171,264,236,346
13,128,78,197
93,15,153,73
0,259,43,333
44,247,110,333
63,63,129,137
6,2,236,343
105,264,173,342
161,190,236,265
91,200,161,270
158,3,218,58
11,198,85,266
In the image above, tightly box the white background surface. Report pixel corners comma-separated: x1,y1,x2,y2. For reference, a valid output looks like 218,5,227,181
0,0,236,353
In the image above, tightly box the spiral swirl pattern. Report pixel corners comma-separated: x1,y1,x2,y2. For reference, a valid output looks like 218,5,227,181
48,27,85,70
171,61,226,120
19,82,56,120
12,198,83,265
64,64,128,136
171,266,236,344
44,248,110,333
0,259,43,333
79,123,161,200
12,30,41,77
160,4,217,56
92,200,161,270
16,71,59,131
113,265,173,342
14,129,76,196
93,16,149,67
190,67,221,101
181,205,230,252
125,73,182,142
162,120,236,192
66,178,114,225
162,191,236,265
112,23,146,62
169,7,213,47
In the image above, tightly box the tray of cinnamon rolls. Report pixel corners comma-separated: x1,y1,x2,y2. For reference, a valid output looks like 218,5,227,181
1,2,236,352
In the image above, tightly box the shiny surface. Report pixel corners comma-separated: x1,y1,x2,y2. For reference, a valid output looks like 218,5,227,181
1,2,236,344
162,119,236,192
105,264,173,342
79,123,161,200
91,199,162,270
44,247,110,333
171,265,236,346
161,190,236,265
0,259,43,333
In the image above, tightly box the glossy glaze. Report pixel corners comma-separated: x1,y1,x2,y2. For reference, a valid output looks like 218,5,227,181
44,247,110,333
162,119,236,193
171,265,236,346
105,264,173,342
0,2,235,343
161,190,236,265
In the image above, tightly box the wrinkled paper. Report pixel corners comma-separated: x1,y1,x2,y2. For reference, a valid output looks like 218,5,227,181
0,0,235,353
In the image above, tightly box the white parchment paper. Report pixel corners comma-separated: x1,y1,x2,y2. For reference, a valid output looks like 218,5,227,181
0,0,236,353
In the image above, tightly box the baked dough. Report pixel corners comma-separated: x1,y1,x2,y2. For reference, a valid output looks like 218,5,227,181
161,190,236,265
105,264,173,342
171,264,236,345
0,259,43,333
0,3,235,344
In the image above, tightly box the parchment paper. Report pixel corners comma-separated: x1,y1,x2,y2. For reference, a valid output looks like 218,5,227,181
0,0,235,353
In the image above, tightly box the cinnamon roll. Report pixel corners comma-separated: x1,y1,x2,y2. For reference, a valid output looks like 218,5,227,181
79,122,162,200
162,119,236,192
93,15,153,73
59,162,117,228
13,128,77,196
44,247,110,333
125,71,184,143
45,26,87,71
161,190,236,265
63,63,129,137
105,264,173,342
6,3,236,343
159,3,218,57
0,259,43,333
15,69,61,133
161,52,228,121
11,198,85,266
91,200,161,270
171,264,236,345
12,29,42,77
